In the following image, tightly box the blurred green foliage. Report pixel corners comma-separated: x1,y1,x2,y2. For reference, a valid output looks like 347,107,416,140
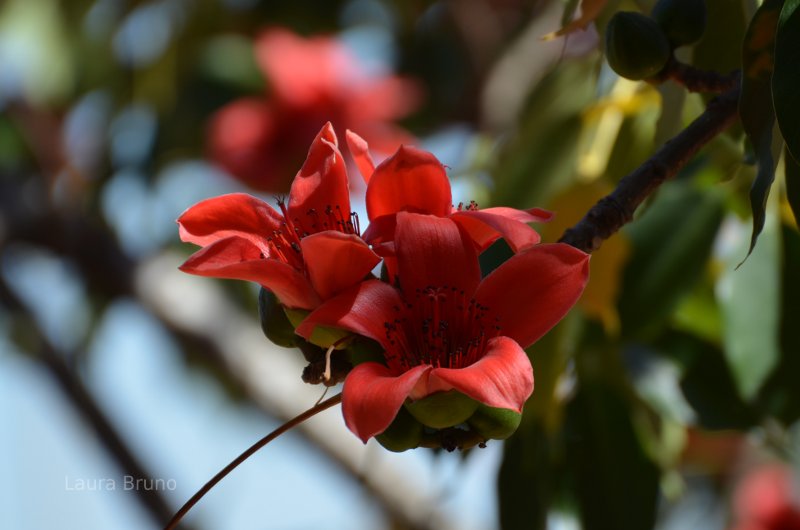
2,0,800,529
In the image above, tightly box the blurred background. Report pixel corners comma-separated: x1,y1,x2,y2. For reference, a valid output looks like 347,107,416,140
1,0,799,529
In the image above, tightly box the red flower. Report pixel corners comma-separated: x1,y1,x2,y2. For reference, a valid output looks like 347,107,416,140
298,212,590,442
730,464,800,530
346,131,552,277
179,123,379,310
208,28,421,192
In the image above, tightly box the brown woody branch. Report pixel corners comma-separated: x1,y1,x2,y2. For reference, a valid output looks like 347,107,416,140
0,277,182,529
559,83,741,253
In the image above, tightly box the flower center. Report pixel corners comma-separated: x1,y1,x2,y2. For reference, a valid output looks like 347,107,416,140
265,199,362,269
382,285,500,372
278,199,361,237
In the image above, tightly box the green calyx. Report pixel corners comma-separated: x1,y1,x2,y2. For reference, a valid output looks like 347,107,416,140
258,288,298,348
605,11,671,80
376,406,424,452
284,306,351,349
405,391,480,430
652,0,707,47
467,404,522,440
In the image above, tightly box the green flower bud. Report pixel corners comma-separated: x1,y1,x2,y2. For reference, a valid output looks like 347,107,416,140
605,12,671,80
405,391,479,430
376,406,423,452
652,0,707,47
467,404,522,440
258,288,297,348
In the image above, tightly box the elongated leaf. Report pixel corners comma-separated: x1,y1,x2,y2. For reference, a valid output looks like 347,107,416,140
756,224,800,422
657,331,755,430
618,180,724,339
785,139,800,225
492,59,596,208
566,381,660,530
498,419,554,530
692,0,746,76
720,206,782,401
563,325,660,530
773,0,800,162
739,0,785,258
498,316,580,530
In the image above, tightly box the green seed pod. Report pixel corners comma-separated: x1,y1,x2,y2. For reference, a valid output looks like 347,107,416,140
605,11,671,80
652,0,707,47
258,288,297,348
405,391,479,430
376,406,424,452
467,404,522,440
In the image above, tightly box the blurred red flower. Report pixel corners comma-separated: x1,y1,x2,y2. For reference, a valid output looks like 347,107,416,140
298,212,590,442
731,464,800,530
208,28,421,192
179,123,379,310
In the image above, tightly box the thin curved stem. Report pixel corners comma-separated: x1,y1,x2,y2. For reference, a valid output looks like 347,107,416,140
164,393,343,530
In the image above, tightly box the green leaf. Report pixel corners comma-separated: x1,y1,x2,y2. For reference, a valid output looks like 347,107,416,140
756,224,800,422
491,59,597,208
656,331,755,430
565,381,660,530
786,142,800,224
618,179,724,338
498,419,555,530
720,205,782,401
773,0,800,163
692,0,746,77
739,0,785,258
497,315,580,530
561,324,660,530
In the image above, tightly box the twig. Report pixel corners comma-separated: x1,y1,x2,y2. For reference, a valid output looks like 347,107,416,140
559,84,741,252
164,393,343,530
655,58,740,93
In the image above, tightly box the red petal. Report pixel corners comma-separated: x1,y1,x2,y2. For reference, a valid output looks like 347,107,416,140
345,130,375,183
342,363,430,442
179,237,320,309
177,193,283,248
296,279,403,349
451,208,542,253
287,123,351,229
475,243,589,348
428,336,534,411
300,232,380,300
365,145,451,220
395,212,480,297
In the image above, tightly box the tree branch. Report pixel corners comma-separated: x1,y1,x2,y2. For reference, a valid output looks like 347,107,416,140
559,83,741,253
0,277,182,528
655,58,740,93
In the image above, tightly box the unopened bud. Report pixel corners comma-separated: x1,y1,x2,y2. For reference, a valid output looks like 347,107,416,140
605,12,671,80
652,0,707,47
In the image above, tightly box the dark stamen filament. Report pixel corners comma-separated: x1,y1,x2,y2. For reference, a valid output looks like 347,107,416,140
383,285,500,372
